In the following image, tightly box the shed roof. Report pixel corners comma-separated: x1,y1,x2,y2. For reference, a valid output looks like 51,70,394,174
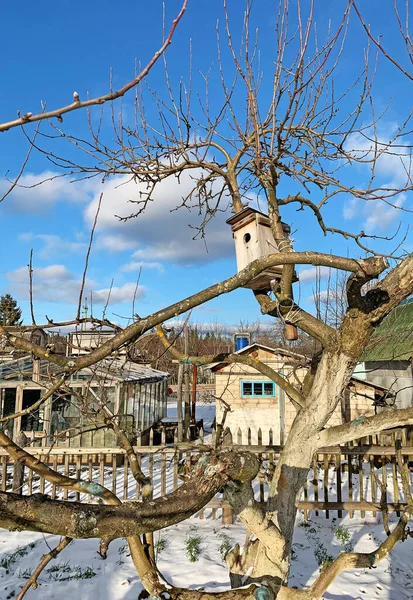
210,343,308,372
362,299,413,362
236,343,307,360
0,355,168,383
89,357,168,382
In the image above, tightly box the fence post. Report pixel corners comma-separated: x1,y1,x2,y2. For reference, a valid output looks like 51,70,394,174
222,504,234,525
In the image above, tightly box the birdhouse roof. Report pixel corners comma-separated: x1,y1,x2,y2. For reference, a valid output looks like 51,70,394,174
226,206,291,234
226,206,270,227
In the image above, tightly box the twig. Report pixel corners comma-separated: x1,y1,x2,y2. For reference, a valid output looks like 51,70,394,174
28,249,36,326
0,1,189,133
77,192,103,320
17,537,72,600
1,122,41,202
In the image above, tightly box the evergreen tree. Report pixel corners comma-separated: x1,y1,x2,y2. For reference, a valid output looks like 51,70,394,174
0,294,22,326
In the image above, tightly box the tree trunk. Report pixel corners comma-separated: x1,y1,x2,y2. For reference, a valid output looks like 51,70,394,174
226,350,359,589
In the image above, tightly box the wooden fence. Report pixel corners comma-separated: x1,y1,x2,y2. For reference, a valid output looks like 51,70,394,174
1,439,412,524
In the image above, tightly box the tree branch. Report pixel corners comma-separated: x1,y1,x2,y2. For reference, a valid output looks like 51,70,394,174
156,326,306,408
16,537,72,600
0,251,383,371
254,291,335,347
0,429,119,503
0,1,189,133
279,505,413,599
0,450,259,539
317,406,413,448
0,375,69,424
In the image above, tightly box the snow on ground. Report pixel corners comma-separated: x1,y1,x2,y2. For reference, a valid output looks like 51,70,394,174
1,512,413,599
167,399,216,432
1,400,413,599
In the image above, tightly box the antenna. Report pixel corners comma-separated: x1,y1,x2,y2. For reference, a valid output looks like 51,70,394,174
81,297,88,330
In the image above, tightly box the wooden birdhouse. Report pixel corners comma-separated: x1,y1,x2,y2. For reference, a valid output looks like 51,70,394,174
226,207,296,292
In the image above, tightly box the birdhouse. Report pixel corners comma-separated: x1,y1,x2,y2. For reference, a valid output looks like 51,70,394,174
226,207,297,292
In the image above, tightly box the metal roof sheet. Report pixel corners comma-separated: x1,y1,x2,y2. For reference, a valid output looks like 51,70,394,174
0,355,168,383
363,299,413,362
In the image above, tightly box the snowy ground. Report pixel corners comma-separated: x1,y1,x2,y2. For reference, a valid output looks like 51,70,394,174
1,401,413,599
166,399,216,432
1,512,413,599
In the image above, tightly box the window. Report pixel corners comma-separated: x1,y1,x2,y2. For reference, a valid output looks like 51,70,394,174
240,380,276,398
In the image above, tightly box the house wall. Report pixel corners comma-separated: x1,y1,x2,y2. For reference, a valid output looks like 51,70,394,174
216,365,280,444
362,360,413,409
215,351,377,444
215,350,302,444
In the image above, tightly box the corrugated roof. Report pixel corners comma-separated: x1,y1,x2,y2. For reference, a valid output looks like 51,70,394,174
89,358,168,382
0,355,168,383
363,299,413,362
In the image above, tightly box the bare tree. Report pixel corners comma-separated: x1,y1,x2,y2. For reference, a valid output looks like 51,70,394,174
1,1,413,599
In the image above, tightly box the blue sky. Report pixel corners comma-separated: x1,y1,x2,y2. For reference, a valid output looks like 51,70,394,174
0,0,412,330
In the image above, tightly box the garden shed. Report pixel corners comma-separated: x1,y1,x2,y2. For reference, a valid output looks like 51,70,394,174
0,355,168,447
211,343,392,445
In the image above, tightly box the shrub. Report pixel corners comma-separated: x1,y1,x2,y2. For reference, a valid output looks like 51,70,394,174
185,528,204,563
155,534,169,560
217,532,234,561
314,543,334,570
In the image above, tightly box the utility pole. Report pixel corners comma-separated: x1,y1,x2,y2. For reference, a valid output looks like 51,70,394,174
176,363,184,442
184,325,191,441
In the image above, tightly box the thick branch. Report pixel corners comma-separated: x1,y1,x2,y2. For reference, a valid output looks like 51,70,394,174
279,505,413,599
254,291,335,347
0,251,374,370
365,253,413,323
0,451,259,539
0,429,119,503
317,406,413,447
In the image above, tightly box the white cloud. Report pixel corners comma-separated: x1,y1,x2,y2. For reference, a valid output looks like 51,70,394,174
83,172,233,264
8,264,72,284
93,282,145,304
344,192,406,233
310,288,343,305
346,128,412,186
96,234,137,253
1,171,96,212
363,193,406,233
298,266,331,282
121,261,164,273
19,233,87,259
343,197,362,220
343,126,412,232
6,264,144,305
1,166,245,266
7,264,84,303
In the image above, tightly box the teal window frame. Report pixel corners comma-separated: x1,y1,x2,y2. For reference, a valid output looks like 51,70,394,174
240,380,276,398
